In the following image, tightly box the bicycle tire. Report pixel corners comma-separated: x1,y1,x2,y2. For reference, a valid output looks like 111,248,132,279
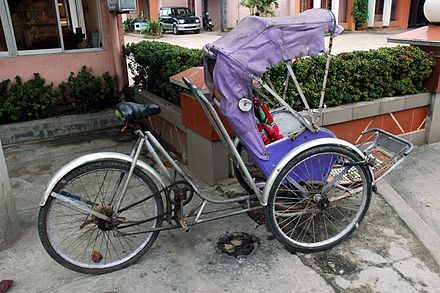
38,160,164,274
265,145,372,253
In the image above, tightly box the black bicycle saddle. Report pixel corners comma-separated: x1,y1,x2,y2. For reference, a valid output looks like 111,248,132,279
115,102,161,123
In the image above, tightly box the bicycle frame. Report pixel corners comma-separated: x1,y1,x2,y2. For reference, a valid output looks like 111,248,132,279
115,130,263,231
40,126,264,233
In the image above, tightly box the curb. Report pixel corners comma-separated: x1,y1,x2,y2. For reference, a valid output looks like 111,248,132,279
0,110,121,145
377,181,440,266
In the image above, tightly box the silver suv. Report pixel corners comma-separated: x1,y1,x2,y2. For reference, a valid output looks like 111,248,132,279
159,7,201,35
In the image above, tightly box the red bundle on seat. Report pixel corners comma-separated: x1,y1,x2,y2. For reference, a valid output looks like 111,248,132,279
253,97,284,145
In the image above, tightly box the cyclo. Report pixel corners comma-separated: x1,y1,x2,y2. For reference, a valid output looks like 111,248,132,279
38,9,413,274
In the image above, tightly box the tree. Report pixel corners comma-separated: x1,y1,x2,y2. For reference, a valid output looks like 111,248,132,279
240,0,279,17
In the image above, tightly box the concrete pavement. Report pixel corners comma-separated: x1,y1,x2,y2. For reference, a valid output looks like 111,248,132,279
1,130,440,292
124,29,405,53
384,142,440,266
1,29,440,292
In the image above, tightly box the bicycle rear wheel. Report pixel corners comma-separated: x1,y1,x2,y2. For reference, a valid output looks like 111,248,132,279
38,160,164,274
265,145,372,252
233,142,266,194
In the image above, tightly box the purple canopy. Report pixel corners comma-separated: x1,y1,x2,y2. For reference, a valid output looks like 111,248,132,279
204,9,343,160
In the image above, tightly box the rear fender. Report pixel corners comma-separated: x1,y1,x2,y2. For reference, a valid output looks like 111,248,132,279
39,152,165,206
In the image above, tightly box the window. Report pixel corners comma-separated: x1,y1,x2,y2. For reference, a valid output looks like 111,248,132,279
0,0,102,56
58,0,102,50
0,18,6,52
160,8,170,17
300,0,313,12
390,0,397,20
8,0,61,51
172,8,190,16
321,0,332,10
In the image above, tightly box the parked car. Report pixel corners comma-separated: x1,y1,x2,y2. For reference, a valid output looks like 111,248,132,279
159,7,201,35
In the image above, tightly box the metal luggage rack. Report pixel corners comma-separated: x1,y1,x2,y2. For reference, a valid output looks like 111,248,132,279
358,128,414,183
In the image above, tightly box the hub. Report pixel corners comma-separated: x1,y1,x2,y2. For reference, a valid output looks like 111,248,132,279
94,203,114,231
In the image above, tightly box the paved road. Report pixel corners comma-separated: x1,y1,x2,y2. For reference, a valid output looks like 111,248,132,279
2,28,439,292
1,130,439,292
124,29,404,53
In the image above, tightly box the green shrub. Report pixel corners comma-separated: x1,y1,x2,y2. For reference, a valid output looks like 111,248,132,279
240,0,280,17
123,14,148,33
142,20,161,36
125,43,434,108
265,46,435,109
0,79,11,123
124,41,203,105
0,74,60,122
352,0,369,28
59,66,119,113
0,79,9,99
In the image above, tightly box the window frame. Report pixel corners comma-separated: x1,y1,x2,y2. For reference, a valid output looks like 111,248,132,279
0,0,15,56
0,0,104,57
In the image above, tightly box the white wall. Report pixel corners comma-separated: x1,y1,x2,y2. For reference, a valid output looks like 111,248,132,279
227,0,291,28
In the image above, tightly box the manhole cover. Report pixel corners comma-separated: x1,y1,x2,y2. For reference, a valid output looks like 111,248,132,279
217,232,260,258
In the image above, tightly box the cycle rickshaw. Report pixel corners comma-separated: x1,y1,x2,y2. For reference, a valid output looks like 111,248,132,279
38,9,413,274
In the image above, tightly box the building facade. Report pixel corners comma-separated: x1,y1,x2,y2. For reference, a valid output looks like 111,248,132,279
0,0,127,89
135,0,423,31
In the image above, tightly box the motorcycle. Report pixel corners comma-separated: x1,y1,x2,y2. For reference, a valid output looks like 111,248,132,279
202,12,214,31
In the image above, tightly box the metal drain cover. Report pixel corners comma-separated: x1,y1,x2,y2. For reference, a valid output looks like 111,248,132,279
217,232,260,258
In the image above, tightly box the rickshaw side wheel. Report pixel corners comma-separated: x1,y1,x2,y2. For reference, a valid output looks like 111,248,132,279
233,142,265,194
264,145,372,253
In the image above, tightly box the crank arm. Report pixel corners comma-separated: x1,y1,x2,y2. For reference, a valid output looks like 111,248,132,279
51,192,110,221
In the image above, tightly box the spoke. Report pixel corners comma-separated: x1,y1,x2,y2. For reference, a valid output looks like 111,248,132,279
297,210,317,242
323,211,329,239
83,229,104,263
44,162,162,270
282,199,313,238
56,223,95,246
62,226,97,255
107,232,122,261
118,233,135,253
321,209,344,232
330,204,354,223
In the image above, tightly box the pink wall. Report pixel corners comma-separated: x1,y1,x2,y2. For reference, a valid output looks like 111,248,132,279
0,0,127,90
160,0,188,7
207,0,221,31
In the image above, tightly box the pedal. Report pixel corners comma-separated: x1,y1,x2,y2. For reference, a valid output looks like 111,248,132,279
179,219,189,232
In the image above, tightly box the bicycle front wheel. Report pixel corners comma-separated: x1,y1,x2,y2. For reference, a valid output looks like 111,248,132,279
38,160,164,274
265,145,372,253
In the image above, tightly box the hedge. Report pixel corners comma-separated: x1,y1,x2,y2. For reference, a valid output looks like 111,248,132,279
269,45,435,109
0,67,119,124
124,41,203,105
124,41,435,109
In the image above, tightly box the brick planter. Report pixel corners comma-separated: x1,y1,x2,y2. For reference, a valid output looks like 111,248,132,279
318,93,431,146
131,67,436,183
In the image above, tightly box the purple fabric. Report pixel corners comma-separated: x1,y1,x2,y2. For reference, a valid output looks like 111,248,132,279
205,9,343,160
248,128,335,178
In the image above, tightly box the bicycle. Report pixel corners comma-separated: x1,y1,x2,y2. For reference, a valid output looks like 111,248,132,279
38,9,413,274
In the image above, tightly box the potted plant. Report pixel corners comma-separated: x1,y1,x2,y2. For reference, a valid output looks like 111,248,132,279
352,0,368,30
